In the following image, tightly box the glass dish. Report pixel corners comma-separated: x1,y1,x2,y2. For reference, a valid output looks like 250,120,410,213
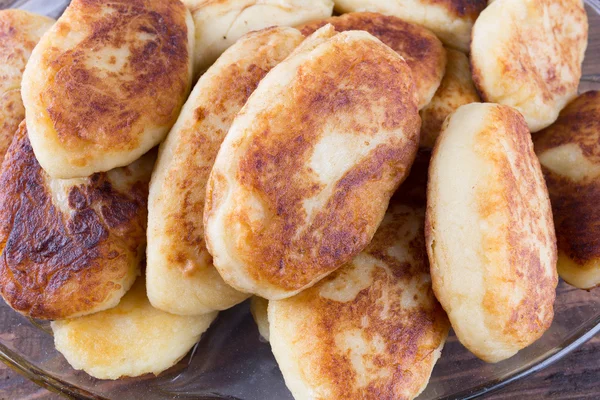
1,1,599,399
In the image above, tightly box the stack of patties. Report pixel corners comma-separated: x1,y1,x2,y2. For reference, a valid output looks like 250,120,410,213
0,0,595,397
0,0,337,381
266,154,450,400
0,0,215,379
203,24,421,299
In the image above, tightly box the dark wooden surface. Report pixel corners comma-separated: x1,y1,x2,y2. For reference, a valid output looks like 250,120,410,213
0,334,598,399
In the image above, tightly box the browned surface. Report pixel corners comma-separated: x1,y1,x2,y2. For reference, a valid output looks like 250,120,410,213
470,0,588,132
426,103,558,362
206,31,421,295
39,0,189,153
472,0,587,103
0,123,150,320
474,106,557,346
270,164,450,399
0,10,53,161
534,91,600,273
298,12,446,108
420,0,486,19
419,49,480,148
156,28,302,280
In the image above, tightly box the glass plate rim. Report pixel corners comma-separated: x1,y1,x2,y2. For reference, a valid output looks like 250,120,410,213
1,309,598,400
0,0,599,399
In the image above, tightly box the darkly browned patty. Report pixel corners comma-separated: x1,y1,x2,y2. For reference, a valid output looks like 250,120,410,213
0,122,154,319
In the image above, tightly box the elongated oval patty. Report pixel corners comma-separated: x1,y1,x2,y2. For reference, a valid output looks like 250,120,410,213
52,278,217,380
333,0,487,52
204,26,421,300
471,0,588,132
269,155,450,400
426,103,557,363
0,122,153,320
419,49,480,148
21,0,194,178
0,10,53,162
182,0,333,75
147,27,305,316
298,12,445,109
534,91,600,289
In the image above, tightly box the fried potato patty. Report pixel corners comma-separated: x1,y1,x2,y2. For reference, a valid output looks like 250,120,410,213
21,0,194,178
0,10,53,162
534,91,600,289
52,278,217,380
426,103,557,363
471,0,588,132
0,123,153,320
333,0,487,52
147,27,304,316
204,26,420,300
298,12,445,109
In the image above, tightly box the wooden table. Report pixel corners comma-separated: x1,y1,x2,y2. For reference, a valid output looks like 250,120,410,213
0,334,598,399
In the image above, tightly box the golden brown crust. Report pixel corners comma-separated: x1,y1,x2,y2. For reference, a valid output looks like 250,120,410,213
270,180,449,399
147,27,304,314
43,0,189,150
0,123,152,320
426,103,557,362
0,10,54,160
0,90,23,161
419,49,480,148
474,106,557,344
534,91,600,267
470,0,588,132
51,277,218,379
158,70,267,277
21,0,192,178
332,0,486,52
298,12,446,108
159,29,301,279
205,29,421,298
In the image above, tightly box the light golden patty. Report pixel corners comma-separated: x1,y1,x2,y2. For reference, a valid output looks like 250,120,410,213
269,156,449,400
298,12,445,109
419,49,480,148
534,91,600,289
52,278,217,380
182,0,333,74
426,103,557,363
471,0,588,132
21,0,194,179
333,0,487,52
204,26,421,300
147,27,304,316
250,296,270,341
0,10,53,162
0,122,153,320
